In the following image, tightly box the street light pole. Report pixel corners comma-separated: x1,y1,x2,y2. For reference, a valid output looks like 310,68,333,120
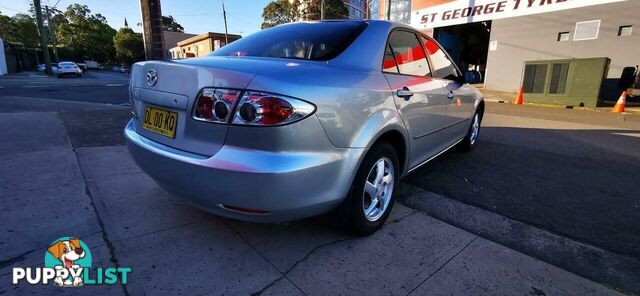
33,0,52,75
45,5,59,62
321,0,325,20
222,0,229,45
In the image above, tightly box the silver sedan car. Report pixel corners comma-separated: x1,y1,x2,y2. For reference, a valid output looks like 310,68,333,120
125,20,484,234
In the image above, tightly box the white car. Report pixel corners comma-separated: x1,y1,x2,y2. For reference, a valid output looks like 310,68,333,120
57,62,83,77
36,63,58,73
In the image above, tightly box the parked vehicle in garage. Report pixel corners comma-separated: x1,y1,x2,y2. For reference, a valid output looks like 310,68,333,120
56,61,83,77
125,20,484,234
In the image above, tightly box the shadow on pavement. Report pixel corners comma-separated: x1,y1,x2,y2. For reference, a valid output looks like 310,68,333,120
404,126,640,259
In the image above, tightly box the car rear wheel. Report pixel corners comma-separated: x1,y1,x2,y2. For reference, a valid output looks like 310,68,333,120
342,142,399,235
458,110,481,152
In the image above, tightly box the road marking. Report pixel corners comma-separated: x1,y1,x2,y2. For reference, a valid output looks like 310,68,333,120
106,84,125,87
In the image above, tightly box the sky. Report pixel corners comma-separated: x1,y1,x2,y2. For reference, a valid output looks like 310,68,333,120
0,0,272,36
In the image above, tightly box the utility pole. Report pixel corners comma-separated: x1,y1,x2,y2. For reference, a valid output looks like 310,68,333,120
45,5,59,62
222,0,229,45
33,0,52,74
321,0,325,20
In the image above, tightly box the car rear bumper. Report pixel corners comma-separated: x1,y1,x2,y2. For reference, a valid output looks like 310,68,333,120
58,70,81,75
124,119,365,222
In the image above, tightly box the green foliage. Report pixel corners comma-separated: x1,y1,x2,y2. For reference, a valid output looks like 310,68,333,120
162,15,184,32
303,0,349,20
261,0,348,29
0,12,15,41
261,0,300,29
113,27,144,66
54,4,116,63
0,13,39,47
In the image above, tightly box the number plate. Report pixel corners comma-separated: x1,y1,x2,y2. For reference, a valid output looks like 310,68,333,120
142,106,178,138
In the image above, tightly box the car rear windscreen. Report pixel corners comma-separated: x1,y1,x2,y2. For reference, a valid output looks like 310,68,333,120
210,22,368,61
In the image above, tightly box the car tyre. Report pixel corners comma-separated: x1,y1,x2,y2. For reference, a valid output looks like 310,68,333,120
341,142,399,235
458,110,482,152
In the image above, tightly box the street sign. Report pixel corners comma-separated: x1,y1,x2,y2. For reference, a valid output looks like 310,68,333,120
411,0,627,29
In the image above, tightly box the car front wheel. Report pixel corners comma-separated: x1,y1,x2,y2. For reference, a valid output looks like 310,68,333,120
458,110,481,152
343,142,399,235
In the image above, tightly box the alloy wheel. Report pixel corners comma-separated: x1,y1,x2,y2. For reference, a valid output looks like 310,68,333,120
362,157,394,222
470,113,480,145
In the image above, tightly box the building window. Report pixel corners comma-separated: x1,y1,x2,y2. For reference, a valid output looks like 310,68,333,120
389,0,411,24
369,0,379,19
523,64,548,94
549,63,569,94
618,25,633,37
573,20,600,41
557,32,570,42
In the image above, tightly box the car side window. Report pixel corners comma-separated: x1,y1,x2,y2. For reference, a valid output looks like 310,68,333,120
421,36,461,81
385,30,430,76
383,44,399,74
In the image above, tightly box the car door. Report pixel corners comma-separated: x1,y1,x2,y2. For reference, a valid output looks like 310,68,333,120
421,36,476,141
382,29,450,169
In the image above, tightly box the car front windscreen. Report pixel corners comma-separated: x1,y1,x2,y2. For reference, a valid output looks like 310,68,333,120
210,21,368,61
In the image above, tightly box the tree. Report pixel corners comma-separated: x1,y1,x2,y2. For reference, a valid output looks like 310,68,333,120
0,11,15,41
162,15,184,32
113,27,144,65
9,14,39,47
261,0,300,29
302,0,348,20
261,0,348,29
55,4,116,63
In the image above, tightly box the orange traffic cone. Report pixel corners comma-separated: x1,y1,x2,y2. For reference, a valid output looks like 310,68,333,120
612,91,627,113
514,87,524,105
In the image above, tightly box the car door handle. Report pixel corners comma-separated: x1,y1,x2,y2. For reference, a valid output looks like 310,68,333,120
397,87,414,100
447,90,455,99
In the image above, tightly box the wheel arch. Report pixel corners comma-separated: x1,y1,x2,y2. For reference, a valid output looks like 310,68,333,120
476,99,485,121
367,127,409,177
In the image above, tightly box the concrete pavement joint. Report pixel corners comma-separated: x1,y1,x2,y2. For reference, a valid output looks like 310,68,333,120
249,210,420,296
71,147,130,296
109,219,206,244
222,218,309,296
0,249,39,269
405,236,479,296
398,184,640,294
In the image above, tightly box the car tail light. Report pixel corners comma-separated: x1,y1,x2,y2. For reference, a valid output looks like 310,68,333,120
232,91,315,126
193,88,241,123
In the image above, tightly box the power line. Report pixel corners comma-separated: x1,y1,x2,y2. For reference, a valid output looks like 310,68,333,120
52,0,62,9
0,4,23,13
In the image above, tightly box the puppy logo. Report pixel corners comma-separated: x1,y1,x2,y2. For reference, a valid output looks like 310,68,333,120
44,237,92,287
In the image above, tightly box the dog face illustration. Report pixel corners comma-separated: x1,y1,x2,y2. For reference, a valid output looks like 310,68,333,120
47,239,85,268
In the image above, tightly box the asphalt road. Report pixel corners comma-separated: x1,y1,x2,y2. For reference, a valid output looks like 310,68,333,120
405,102,640,259
0,96,622,295
0,71,129,105
2,71,637,259
0,72,637,293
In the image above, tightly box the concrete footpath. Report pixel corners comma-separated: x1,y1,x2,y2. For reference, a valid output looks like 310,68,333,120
0,98,624,295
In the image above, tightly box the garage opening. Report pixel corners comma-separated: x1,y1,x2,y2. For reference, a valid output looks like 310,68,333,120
433,21,492,84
